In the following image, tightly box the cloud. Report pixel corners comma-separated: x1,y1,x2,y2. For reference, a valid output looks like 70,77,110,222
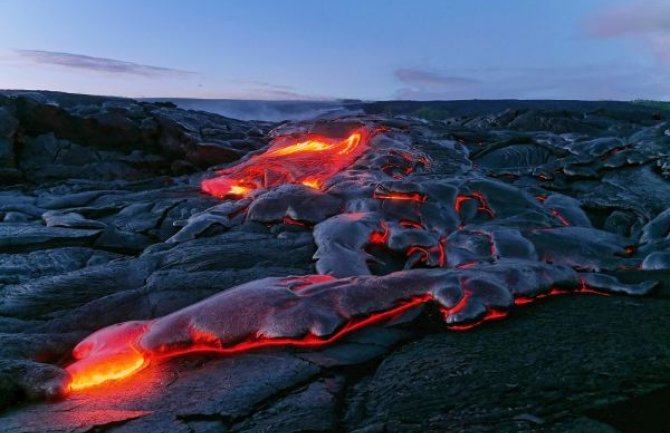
584,1,670,37
391,65,670,101
584,1,670,64
231,79,296,92
221,87,331,101
249,89,328,100
394,68,480,98
14,50,195,76
228,78,329,100
395,68,480,88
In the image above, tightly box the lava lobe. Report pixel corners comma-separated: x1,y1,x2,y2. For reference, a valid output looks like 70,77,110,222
201,127,376,197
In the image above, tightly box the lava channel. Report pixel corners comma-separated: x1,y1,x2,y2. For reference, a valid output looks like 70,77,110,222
201,127,377,198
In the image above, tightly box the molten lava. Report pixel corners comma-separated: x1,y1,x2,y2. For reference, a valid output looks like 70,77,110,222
63,277,613,393
66,322,149,391
201,128,376,198
373,191,427,203
64,295,429,392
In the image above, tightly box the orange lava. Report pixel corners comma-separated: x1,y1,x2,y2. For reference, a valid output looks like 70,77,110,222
67,349,147,392
64,280,613,392
201,128,375,198
65,322,150,391
373,191,427,203
64,295,430,392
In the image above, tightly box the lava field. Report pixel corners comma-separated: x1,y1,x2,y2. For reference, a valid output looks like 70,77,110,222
1,91,669,433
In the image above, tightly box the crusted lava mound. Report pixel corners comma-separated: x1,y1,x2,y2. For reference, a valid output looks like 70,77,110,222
1,93,670,433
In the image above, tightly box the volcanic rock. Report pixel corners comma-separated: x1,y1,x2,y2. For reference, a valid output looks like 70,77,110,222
1,93,669,433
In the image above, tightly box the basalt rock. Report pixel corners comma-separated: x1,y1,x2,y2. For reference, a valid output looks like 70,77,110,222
0,90,271,184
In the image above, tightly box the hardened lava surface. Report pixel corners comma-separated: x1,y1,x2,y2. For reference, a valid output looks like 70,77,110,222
1,92,670,433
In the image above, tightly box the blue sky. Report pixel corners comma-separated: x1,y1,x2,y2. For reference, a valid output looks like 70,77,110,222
0,0,668,100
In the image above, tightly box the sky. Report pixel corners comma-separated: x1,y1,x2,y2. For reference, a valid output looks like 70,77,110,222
0,0,668,100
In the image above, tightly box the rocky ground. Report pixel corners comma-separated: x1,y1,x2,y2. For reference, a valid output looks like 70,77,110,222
0,91,669,433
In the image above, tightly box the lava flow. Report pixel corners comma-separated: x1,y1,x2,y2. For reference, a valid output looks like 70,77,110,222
57,118,654,395
66,321,150,391
201,127,376,198
63,278,613,393
64,294,430,392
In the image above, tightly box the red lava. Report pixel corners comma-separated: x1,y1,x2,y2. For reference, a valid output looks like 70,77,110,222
65,284,609,392
201,128,377,198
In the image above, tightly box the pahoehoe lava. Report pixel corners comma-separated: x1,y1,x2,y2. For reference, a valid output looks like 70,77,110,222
64,119,657,391
1,92,669,433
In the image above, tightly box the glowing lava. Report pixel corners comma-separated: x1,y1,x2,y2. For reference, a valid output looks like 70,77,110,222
64,294,429,392
66,322,149,391
454,192,495,218
373,191,427,203
368,220,390,245
201,128,376,198
63,277,612,393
